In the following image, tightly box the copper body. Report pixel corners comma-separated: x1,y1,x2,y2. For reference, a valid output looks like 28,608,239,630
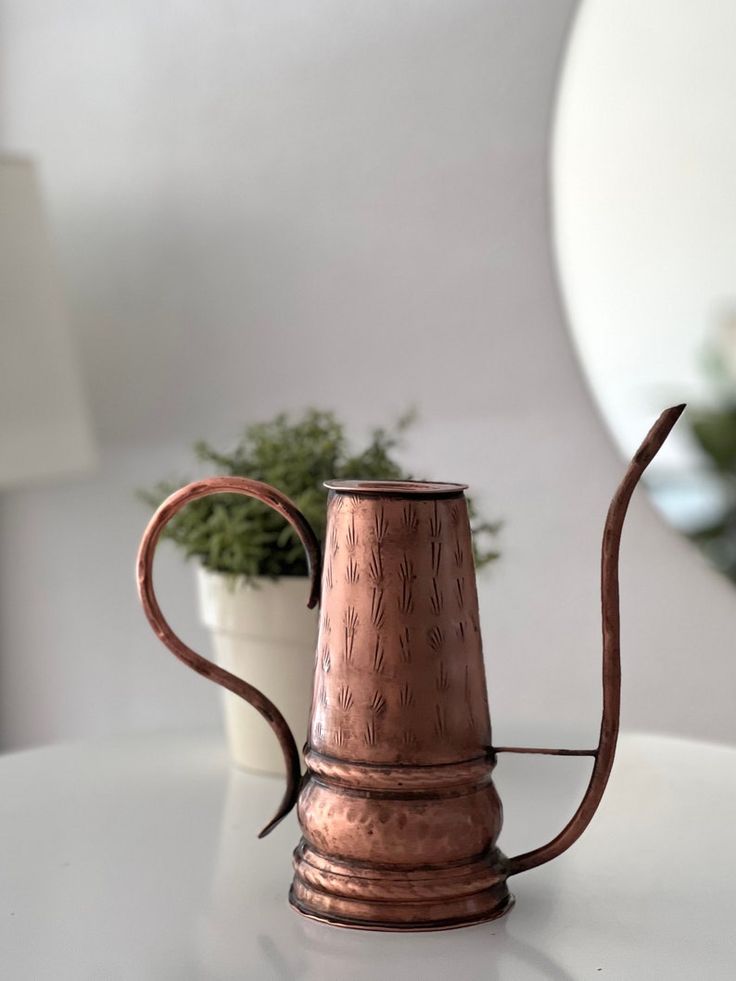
137,406,685,931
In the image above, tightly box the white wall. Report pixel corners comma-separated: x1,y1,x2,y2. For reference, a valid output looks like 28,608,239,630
1,0,735,753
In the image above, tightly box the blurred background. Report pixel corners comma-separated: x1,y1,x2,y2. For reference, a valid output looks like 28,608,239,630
1,0,734,755
555,0,736,584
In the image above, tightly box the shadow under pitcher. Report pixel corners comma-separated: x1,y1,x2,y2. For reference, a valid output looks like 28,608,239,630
136,405,684,931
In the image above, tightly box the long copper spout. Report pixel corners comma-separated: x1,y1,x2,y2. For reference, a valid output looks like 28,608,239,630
504,404,686,876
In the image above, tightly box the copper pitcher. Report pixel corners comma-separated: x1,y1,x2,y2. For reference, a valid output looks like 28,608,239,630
137,405,684,931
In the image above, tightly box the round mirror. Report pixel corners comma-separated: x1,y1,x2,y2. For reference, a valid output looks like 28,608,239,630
554,0,736,583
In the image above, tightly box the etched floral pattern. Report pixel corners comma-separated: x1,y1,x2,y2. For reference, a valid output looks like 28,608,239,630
309,490,492,764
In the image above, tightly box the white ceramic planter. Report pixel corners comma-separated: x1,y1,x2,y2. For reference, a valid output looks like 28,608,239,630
196,568,318,775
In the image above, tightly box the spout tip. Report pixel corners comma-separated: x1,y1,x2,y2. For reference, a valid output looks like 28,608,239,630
660,403,687,435
660,403,686,425
633,403,687,468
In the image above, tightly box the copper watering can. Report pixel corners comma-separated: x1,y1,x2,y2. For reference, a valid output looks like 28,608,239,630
137,405,684,931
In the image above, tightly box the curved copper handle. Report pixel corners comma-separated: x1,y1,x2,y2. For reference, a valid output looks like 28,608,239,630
136,477,321,838
499,404,686,876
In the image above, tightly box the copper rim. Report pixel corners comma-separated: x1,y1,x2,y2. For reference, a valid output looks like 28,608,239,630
323,479,467,496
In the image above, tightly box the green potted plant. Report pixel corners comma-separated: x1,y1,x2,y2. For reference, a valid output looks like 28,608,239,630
141,409,499,774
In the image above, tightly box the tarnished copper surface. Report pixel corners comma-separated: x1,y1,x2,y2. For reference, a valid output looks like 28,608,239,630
136,407,685,931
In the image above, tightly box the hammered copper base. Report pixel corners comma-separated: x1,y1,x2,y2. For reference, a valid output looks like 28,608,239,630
289,891,515,932
290,841,513,932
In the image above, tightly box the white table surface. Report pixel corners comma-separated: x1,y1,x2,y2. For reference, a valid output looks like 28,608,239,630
1,730,734,980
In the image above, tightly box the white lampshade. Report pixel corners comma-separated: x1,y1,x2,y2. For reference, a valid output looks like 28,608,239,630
0,156,96,487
